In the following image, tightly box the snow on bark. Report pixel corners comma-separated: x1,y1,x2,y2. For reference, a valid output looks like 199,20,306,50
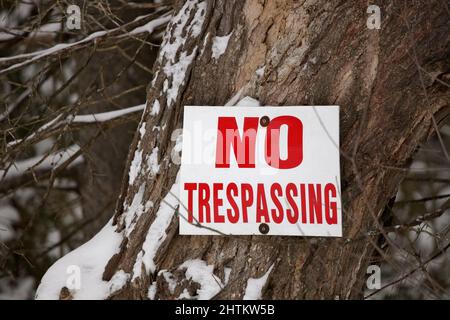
235,96,261,107
148,282,157,300
128,148,143,186
146,147,160,177
171,131,183,164
123,184,146,237
150,99,160,115
158,0,207,107
109,270,130,294
211,33,232,60
243,264,274,300
125,1,208,283
132,175,180,278
255,66,265,78
35,219,123,300
164,50,196,108
161,270,178,294
177,259,229,300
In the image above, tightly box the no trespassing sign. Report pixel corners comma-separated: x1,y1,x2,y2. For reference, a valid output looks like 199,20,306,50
179,106,342,237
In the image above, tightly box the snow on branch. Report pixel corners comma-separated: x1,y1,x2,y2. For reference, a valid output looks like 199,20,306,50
70,104,145,123
0,13,172,76
7,104,146,148
1,145,83,181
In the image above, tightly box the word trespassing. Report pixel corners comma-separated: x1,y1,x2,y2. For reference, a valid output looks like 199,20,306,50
184,182,338,225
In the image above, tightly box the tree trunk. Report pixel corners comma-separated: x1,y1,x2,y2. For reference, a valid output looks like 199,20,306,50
42,0,450,300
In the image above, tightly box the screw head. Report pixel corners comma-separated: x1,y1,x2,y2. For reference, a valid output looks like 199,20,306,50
259,223,269,234
260,116,270,127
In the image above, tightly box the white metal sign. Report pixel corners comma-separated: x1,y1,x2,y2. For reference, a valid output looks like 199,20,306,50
178,106,342,237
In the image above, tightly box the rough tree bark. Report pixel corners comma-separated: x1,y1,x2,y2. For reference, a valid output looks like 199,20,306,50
53,0,449,299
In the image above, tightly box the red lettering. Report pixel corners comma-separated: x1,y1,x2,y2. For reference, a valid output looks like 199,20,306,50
285,183,299,224
184,183,197,223
198,183,211,223
256,184,269,223
226,183,240,223
240,183,253,223
308,184,323,224
213,183,225,223
265,116,303,169
300,183,307,223
270,183,284,224
324,183,338,225
215,117,259,168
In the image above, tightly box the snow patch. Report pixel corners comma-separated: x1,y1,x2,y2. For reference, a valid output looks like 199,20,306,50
179,259,224,300
224,267,232,285
211,33,232,60
123,184,146,237
164,50,196,107
148,282,157,300
151,100,160,116
256,66,265,78
171,132,183,164
236,96,261,107
178,288,192,300
160,270,177,294
128,148,143,185
147,147,160,176
243,264,274,300
36,219,123,300
139,122,146,138
109,270,130,294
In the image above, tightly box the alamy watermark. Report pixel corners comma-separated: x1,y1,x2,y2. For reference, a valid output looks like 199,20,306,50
66,265,81,290
367,5,381,30
366,265,381,290
66,5,81,31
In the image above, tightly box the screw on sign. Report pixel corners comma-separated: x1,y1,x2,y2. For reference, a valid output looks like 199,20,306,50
259,223,270,234
260,115,270,127
179,106,342,237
